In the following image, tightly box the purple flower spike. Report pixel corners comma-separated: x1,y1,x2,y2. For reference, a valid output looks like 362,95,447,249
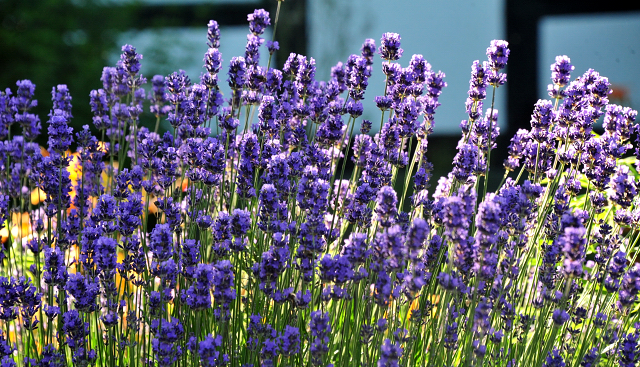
227,56,247,90
0,89,14,139
559,226,587,278
279,325,300,356
62,310,89,350
361,38,376,65
379,32,403,61
245,34,264,67
378,338,403,367
452,142,486,181
267,40,279,54
346,54,371,101
13,79,37,111
610,165,637,209
47,109,73,154
552,309,570,326
543,348,565,367
375,186,398,228
247,9,270,36
207,20,220,48
51,84,72,119
309,310,331,365
204,48,223,75
200,334,228,366
151,317,184,366
468,60,487,102
550,55,574,87
486,40,510,70
619,331,640,367
120,44,142,76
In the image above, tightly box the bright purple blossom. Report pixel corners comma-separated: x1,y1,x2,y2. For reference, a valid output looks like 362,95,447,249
309,310,331,366
378,338,403,367
486,40,509,70
247,9,270,36
379,32,403,61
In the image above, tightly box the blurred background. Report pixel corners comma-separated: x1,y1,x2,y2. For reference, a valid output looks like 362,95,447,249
1,0,639,189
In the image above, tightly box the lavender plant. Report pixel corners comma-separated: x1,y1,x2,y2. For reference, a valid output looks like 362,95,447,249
1,5,639,367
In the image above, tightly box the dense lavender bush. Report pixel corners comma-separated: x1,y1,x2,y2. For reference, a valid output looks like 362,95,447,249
1,4,639,367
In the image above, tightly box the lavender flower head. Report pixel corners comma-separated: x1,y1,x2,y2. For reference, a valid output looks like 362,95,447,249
279,325,301,356
89,88,110,130
166,70,191,105
346,54,372,101
619,330,640,367
204,48,223,76
361,38,377,65
0,89,13,139
361,119,372,134
244,34,264,67
47,109,73,154
12,80,41,140
247,9,270,36
120,44,142,76
51,84,72,119
199,334,228,366
227,57,247,90
468,60,487,102
378,338,403,367
309,310,331,366
151,317,184,366
559,225,587,278
452,141,486,180
486,40,510,70
551,55,574,87
543,348,566,367
207,20,220,48
375,186,398,228
610,165,637,209
13,79,37,111
379,32,403,61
